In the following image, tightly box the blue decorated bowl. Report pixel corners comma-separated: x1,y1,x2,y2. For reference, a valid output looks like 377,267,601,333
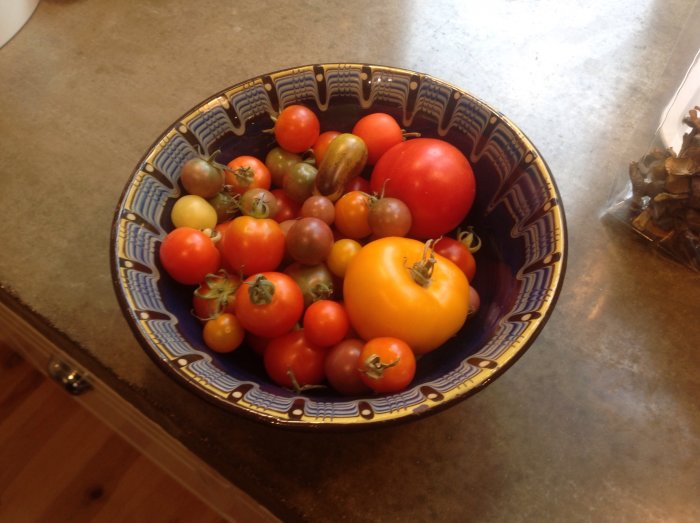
111,64,567,430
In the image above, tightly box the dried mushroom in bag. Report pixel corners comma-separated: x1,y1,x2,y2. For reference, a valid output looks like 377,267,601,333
628,107,700,270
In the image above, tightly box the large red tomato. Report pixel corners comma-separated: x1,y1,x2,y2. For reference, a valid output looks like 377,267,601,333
369,138,476,239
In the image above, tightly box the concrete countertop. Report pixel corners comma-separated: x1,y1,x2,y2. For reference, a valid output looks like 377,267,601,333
2,1,699,521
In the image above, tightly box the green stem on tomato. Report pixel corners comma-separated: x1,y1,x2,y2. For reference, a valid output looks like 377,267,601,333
246,274,275,305
362,354,400,380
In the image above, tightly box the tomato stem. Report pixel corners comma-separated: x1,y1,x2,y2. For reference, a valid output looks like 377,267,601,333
246,275,275,305
457,226,482,253
362,354,400,380
408,239,439,287
286,368,325,394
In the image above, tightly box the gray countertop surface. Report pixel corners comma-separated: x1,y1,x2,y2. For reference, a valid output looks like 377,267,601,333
2,1,700,521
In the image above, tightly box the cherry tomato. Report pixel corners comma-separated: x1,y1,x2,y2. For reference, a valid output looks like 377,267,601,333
324,338,371,396
368,196,412,238
239,188,278,219
312,131,340,166
159,227,221,285
300,195,335,225
303,300,350,347
274,105,320,154
285,217,334,265
225,156,271,195
192,270,240,321
207,191,239,223
283,162,317,203
352,113,404,165
358,337,416,393
265,147,302,188
180,152,225,198
344,176,371,194
271,188,300,222
234,272,304,338
434,237,476,281
468,286,480,316
370,138,476,239
264,330,326,388
220,216,285,276
334,191,371,239
343,237,470,355
203,313,245,353
326,238,362,278
283,262,335,308
171,194,218,230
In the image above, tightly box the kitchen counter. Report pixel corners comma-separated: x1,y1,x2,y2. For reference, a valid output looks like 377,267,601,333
2,1,699,521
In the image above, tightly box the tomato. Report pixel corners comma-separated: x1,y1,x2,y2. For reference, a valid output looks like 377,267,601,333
207,191,239,223
264,330,326,389
283,162,317,203
234,272,304,338
300,195,335,225
351,113,404,165
324,338,371,396
303,300,350,347
265,147,302,188
283,262,335,308
192,270,240,320
271,188,300,222
285,217,334,265
326,238,362,278
368,196,412,238
334,191,371,239
344,176,371,194
225,156,271,195
274,105,320,154
468,286,480,317
358,337,416,393
171,194,218,230
370,138,476,239
159,227,221,285
180,152,225,198
203,313,245,353
220,216,285,276
343,237,470,355
434,237,476,281
239,188,278,219
312,131,340,166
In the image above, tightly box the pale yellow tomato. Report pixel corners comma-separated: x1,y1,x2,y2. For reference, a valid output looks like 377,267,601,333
171,194,218,230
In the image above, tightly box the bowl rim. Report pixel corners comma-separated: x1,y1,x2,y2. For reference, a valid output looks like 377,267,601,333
110,62,568,431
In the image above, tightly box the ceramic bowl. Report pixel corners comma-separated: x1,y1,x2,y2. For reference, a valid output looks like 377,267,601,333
111,64,567,430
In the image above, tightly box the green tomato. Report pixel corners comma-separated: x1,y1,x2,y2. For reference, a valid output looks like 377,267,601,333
283,162,317,203
265,147,302,187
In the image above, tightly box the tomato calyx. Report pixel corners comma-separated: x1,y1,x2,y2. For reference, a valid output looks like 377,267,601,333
361,353,400,380
245,274,276,305
229,165,255,187
407,238,439,287
287,368,326,394
192,270,239,321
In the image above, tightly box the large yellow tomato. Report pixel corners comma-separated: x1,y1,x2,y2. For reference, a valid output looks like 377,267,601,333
343,237,470,355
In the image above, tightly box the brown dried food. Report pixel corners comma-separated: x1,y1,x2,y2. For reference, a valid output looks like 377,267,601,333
627,107,700,271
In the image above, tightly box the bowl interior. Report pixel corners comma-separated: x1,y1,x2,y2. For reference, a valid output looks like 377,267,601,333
112,64,566,429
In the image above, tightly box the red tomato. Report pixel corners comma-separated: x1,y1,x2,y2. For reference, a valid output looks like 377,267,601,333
220,216,285,276
203,313,245,353
358,337,416,393
264,330,326,388
324,338,371,396
352,113,404,165
370,138,476,239
159,227,221,285
274,105,320,154
225,156,271,195
192,270,240,321
312,131,340,165
234,272,304,338
271,188,301,222
303,300,350,347
434,237,476,281
344,176,371,194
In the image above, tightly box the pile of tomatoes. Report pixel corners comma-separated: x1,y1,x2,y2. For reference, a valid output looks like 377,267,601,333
159,105,481,396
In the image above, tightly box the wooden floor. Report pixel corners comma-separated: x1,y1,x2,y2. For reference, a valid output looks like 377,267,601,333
0,343,225,522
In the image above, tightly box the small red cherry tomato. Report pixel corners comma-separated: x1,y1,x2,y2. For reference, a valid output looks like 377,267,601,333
203,313,245,353
264,330,326,388
312,130,340,165
434,237,476,281
159,227,221,285
274,105,320,154
352,113,404,165
225,156,272,195
358,337,416,393
220,216,285,276
303,300,350,347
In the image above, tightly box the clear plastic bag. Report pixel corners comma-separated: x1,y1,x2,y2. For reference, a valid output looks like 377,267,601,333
604,43,700,272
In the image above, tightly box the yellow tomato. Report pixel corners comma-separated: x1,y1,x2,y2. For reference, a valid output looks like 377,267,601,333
326,238,362,278
343,237,470,355
171,194,218,230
